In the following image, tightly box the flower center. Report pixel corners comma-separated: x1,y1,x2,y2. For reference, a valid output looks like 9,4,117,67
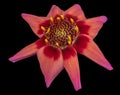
41,15,79,49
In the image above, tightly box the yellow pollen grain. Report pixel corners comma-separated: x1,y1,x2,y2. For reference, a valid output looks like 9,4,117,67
57,17,61,21
46,28,50,34
55,42,59,46
68,40,71,45
41,26,46,31
67,35,71,41
75,25,79,33
50,17,54,23
70,18,74,24
45,39,48,43
60,15,64,19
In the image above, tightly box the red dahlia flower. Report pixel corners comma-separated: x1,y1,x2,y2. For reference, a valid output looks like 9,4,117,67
9,4,113,91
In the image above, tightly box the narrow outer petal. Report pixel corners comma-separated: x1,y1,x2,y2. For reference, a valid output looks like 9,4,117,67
21,13,47,38
37,46,63,88
64,4,86,21
77,16,107,39
74,34,113,70
62,47,81,91
47,5,63,17
9,37,46,63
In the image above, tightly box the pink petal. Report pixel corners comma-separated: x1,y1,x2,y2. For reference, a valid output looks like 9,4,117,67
9,37,46,63
74,34,113,70
37,46,63,88
77,16,107,39
47,5,63,17
62,47,81,91
21,13,48,38
64,4,86,21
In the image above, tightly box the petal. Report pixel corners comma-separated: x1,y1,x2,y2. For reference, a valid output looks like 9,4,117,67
77,16,107,39
47,5,63,17
64,4,86,21
21,13,48,38
74,34,113,70
9,37,46,63
37,46,63,87
62,47,81,91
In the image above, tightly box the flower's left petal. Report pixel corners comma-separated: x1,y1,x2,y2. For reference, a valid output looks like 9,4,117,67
74,34,113,70
47,5,63,17
64,4,86,21
21,13,47,38
62,47,81,91
37,46,63,88
9,37,46,63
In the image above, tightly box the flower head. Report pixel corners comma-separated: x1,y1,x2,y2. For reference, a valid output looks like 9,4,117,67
9,4,113,91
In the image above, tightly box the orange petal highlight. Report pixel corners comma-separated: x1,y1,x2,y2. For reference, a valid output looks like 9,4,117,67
37,46,63,88
47,5,63,17
77,16,107,39
75,34,113,70
21,13,47,38
64,4,86,21
62,47,81,91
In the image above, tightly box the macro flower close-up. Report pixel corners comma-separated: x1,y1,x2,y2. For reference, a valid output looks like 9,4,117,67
9,4,113,91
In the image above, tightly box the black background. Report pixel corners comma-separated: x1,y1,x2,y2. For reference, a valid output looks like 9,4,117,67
1,0,119,95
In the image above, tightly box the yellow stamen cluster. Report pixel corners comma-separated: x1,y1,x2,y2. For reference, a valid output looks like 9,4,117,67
40,15,79,49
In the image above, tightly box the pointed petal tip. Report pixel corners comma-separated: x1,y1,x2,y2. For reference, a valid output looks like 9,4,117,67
46,83,50,88
21,13,28,19
51,4,57,7
21,13,26,17
45,78,51,88
107,65,113,71
8,57,16,63
100,16,108,23
74,4,81,7
74,83,82,91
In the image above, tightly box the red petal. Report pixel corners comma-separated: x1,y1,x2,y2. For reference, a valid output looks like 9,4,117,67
74,35,89,53
77,16,107,39
43,46,61,60
62,47,76,60
74,34,113,70
47,5,63,17
62,47,81,91
21,13,48,38
37,46,63,87
9,37,46,63
64,4,86,21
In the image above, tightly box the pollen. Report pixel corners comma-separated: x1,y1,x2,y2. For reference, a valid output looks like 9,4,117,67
43,15,80,49
50,17,54,23
60,15,64,20
68,40,71,45
41,26,46,31
75,25,79,33
67,35,71,41
70,18,74,24
45,39,49,43
46,27,50,34
56,17,61,21
55,42,59,46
